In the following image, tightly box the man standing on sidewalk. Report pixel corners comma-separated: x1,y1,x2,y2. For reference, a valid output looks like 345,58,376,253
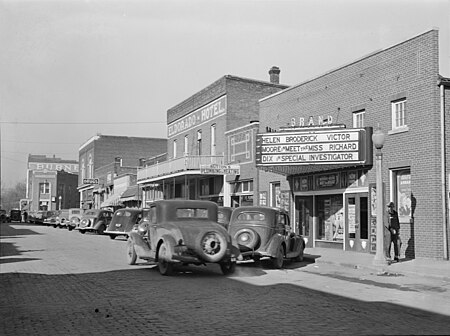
386,202,401,262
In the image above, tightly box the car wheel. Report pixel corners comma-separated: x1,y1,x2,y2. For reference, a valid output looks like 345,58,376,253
109,234,116,240
79,230,85,234
126,239,137,265
220,261,236,275
97,224,105,235
271,244,284,269
196,232,227,263
158,241,174,276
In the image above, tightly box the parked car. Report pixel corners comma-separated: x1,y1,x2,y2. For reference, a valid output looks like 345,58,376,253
105,208,147,240
44,210,69,228
27,211,37,223
127,200,240,276
0,209,7,223
10,209,22,222
66,208,84,231
228,206,305,268
76,209,113,235
34,210,55,224
217,206,233,230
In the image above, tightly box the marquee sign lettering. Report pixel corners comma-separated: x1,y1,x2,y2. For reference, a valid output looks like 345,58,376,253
256,128,372,166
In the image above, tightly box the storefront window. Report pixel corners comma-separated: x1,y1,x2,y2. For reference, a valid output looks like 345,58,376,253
317,195,344,242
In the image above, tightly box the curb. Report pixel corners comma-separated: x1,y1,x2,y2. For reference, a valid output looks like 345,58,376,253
303,254,450,282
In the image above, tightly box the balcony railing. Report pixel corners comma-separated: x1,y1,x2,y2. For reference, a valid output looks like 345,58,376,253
137,154,225,181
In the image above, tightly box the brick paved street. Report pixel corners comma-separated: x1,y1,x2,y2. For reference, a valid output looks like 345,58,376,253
1,222,450,335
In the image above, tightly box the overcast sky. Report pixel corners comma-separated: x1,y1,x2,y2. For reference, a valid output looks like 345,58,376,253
1,0,449,188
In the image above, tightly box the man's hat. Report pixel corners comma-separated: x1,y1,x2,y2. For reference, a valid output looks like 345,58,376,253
387,202,395,208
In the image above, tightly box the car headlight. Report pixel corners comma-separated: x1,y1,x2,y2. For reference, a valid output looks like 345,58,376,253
137,223,148,235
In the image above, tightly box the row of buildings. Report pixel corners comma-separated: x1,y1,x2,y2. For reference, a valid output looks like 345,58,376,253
23,30,450,261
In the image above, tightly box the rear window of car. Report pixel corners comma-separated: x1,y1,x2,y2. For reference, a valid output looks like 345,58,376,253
176,208,209,219
116,210,132,217
85,211,97,216
71,210,81,215
236,212,266,221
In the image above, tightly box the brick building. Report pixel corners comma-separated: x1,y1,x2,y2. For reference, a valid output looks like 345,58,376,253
137,70,287,206
25,155,79,212
256,30,450,260
77,134,167,209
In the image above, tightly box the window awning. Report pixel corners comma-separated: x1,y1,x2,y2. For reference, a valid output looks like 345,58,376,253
120,185,140,202
100,192,124,208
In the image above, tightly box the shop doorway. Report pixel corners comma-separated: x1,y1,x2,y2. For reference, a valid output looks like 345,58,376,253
345,193,369,253
295,196,313,247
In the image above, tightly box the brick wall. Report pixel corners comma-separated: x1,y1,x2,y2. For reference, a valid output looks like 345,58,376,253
259,30,445,259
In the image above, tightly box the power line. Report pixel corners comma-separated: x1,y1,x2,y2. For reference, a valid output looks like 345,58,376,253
0,121,166,125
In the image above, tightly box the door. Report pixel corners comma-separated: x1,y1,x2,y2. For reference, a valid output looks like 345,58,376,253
345,193,369,252
295,196,313,247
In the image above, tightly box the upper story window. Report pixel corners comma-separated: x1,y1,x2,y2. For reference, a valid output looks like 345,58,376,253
353,110,365,128
81,159,85,180
173,140,177,159
197,130,202,156
88,155,93,178
39,182,50,194
391,98,407,130
211,124,216,155
184,135,189,155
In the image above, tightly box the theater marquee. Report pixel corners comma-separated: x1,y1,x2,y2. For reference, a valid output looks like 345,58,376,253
256,128,372,166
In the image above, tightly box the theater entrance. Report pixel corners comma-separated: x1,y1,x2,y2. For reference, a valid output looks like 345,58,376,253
345,193,369,253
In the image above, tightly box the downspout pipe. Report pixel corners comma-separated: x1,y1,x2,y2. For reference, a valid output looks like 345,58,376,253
440,81,449,260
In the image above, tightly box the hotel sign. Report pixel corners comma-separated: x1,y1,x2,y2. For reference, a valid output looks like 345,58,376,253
168,96,227,138
200,164,240,175
256,128,372,166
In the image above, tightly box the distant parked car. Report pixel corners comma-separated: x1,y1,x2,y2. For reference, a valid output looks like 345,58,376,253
34,210,55,225
0,209,8,223
127,200,240,276
9,209,22,223
76,209,113,235
228,206,305,269
66,208,84,231
44,210,69,228
218,206,233,230
27,211,37,223
105,208,147,240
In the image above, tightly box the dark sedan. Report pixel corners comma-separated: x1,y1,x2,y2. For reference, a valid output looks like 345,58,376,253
105,208,146,240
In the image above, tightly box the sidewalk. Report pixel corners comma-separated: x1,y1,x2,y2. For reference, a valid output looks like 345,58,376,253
303,247,450,281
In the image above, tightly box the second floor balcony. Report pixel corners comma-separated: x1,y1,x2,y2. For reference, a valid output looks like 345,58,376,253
137,154,225,182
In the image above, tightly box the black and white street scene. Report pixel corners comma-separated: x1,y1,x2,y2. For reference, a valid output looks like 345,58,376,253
1,1,450,335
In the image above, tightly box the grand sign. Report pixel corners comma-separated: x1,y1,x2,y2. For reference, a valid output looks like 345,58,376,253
256,128,372,166
168,96,227,138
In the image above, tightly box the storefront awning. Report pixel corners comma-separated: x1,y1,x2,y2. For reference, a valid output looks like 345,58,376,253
120,185,140,202
100,192,124,208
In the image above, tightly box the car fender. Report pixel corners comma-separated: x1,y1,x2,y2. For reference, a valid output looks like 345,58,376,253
265,234,286,258
93,221,105,230
129,231,152,258
156,234,177,262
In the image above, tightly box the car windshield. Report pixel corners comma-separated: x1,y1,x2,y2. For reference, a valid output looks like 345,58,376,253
176,208,209,219
236,212,266,221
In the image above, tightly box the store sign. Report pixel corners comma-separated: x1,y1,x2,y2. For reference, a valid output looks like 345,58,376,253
256,128,371,166
168,96,227,138
83,178,99,185
200,164,240,175
28,162,79,173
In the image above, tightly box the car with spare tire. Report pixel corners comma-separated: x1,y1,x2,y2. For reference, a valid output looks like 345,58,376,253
228,206,305,268
126,200,240,276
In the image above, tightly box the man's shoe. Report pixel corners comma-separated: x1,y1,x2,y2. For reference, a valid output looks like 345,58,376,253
394,257,399,262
